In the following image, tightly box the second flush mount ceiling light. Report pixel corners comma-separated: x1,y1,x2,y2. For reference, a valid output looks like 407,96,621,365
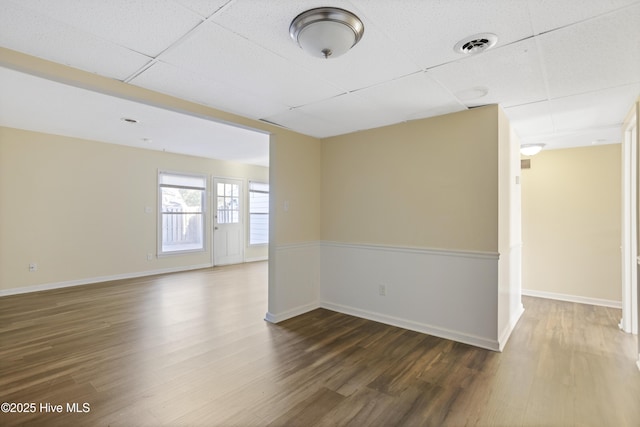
289,7,365,59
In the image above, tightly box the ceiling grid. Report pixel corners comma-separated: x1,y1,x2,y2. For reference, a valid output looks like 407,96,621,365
0,0,639,161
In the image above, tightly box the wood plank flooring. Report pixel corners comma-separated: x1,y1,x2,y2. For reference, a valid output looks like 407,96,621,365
1,261,639,426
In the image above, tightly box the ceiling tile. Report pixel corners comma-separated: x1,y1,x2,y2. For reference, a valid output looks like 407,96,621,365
355,0,534,69
527,0,640,34
527,126,622,149
549,83,640,132
355,72,466,120
12,0,204,57
428,38,547,108
130,61,288,120
210,0,420,91
0,1,151,80
537,3,640,98
505,83,639,148
504,101,555,140
160,21,345,108
172,0,231,19
262,109,354,139
209,0,344,56
295,92,406,135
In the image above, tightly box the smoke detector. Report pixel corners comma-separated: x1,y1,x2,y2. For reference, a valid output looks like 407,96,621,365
454,33,498,55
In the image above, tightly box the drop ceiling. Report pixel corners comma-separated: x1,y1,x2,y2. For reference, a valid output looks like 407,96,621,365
1,0,639,162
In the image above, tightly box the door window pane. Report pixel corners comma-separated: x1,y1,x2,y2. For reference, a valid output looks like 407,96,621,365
217,183,240,224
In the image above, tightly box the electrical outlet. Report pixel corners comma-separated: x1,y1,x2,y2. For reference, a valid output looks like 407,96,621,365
378,284,386,296
147,253,153,261
29,263,37,272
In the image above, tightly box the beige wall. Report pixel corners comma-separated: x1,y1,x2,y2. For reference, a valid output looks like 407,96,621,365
270,133,321,244
0,126,269,290
521,145,622,302
321,105,500,253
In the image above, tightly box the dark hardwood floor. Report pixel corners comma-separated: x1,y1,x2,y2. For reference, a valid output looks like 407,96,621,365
1,261,638,426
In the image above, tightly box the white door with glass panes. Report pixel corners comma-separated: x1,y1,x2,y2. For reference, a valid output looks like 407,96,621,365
213,178,244,265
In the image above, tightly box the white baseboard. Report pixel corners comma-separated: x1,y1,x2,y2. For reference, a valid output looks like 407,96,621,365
498,304,525,351
265,298,504,351
522,289,622,309
264,302,319,324
0,263,212,297
320,301,500,351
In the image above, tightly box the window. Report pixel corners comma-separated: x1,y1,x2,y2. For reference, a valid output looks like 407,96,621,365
159,171,206,254
249,181,269,245
216,182,240,224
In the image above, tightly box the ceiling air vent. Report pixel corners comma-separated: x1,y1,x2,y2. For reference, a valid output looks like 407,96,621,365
454,33,498,55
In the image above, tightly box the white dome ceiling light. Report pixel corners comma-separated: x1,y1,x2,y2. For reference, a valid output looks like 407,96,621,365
520,143,546,156
290,7,365,59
